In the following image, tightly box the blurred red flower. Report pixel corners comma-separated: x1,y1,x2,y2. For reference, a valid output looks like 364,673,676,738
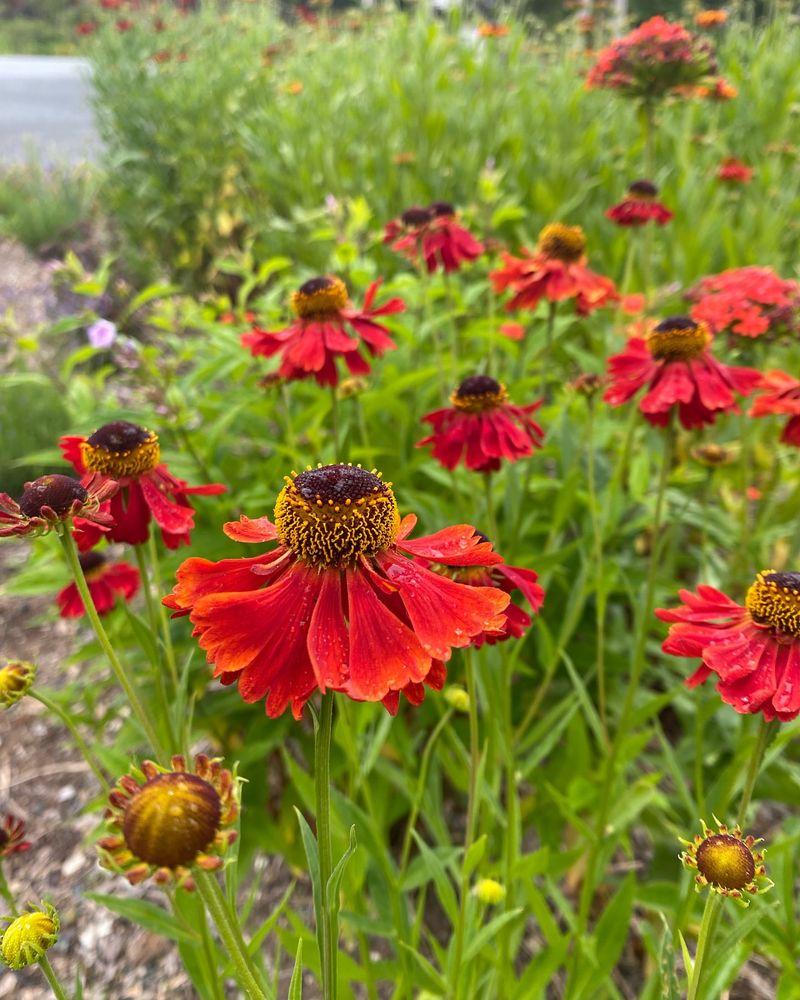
604,315,761,428
688,266,799,338
717,158,753,183
242,276,404,387
491,223,617,315
384,202,484,274
56,550,140,618
0,815,32,858
606,180,672,227
418,375,544,473
750,370,800,446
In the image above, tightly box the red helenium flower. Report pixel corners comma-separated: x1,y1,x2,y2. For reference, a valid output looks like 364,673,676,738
383,202,484,273
417,375,545,473
688,266,800,338
657,570,800,721
586,15,717,100
164,464,510,719
491,223,618,316
60,421,225,550
604,315,761,428
750,370,800,446
242,276,404,387
717,158,753,183
606,180,673,227
0,815,32,858
0,473,116,540
56,550,140,618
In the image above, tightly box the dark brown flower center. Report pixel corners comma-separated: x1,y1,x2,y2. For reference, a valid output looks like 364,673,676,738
452,375,509,412
401,206,433,226
291,276,348,318
628,179,658,199
0,829,9,850
646,316,710,361
18,475,87,518
82,421,160,477
79,551,107,575
696,834,755,890
274,464,400,568
537,223,587,263
123,772,222,869
746,570,800,636
429,201,455,217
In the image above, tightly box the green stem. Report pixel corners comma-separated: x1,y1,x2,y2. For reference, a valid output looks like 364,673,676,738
399,709,454,875
483,472,499,545
0,865,18,915
452,649,481,998
148,531,180,694
586,401,608,743
540,301,557,403
315,691,337,1000
194,870,272,1000
38,955,70,1000
29,689,111,793
57,528,168,765
134,543,174,746
687,893,722,1000
736,717,773,827
330,386,340,460
445,271,459,383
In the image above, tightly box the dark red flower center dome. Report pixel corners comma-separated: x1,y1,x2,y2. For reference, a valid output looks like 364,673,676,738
429,201,455,218
627,179,658,199
79,550,107,575
452,375,509,413
291,276,348,318
746,570,800,637
695,833,756,890
19,475,87,518
401,206,433,226
537,223,587,263
646,315,710,361
82,421,161,477
0,829,8,851
122,772,222,869
274,464,400,568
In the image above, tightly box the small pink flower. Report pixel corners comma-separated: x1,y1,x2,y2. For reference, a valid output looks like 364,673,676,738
87,319,118,349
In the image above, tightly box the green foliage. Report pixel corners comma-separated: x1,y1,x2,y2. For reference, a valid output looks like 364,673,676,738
0,373,71,495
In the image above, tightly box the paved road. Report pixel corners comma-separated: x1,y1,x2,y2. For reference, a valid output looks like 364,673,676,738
0,56,99,164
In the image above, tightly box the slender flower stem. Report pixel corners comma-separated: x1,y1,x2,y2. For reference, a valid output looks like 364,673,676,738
330,386,340,459
585,401,608,743
148,531,180,694
194,870,272,1000
399,709,454,875
736,717,773,827
686,892,722,1000
134,543,174,744
0,864,17,915
315,691,337,1000
444,271,460,382
483,472,499,544
38,955,70,1000
29,689,111,793
540,301,557,403
57,528,168,765
452,648,481,998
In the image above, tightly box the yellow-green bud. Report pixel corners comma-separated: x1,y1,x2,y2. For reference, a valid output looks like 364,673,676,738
474,878,506,905
444,686,470,713
0,660,36,709
1,902,59,969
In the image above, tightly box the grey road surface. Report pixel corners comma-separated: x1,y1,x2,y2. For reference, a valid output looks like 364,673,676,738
0,56,99,164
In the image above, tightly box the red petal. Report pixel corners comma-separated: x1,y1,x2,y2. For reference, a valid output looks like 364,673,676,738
397,524,503,566
223,515,279,543
140,475,196,534
307,570,349,690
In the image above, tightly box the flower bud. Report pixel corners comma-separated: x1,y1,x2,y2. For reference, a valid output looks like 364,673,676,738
0,903,59,970
474,878,506,905
0,660,36,708
444,686,470,713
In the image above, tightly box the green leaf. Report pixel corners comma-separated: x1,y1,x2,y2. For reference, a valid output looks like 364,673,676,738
463,908,525,963
463,835,487,880
288,940,303,1000
294,806,323,968
83,893,199,945
658,914,681,1000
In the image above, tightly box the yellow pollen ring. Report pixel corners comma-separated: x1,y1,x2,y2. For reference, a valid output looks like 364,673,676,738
274,468,400,568
537,222,587,263
451,383,509,413
745,569,800,637
81,432,161,477
646,322,710,362
291,277,349,319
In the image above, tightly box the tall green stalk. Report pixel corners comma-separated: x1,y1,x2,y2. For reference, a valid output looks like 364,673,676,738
57,527,168,765
29,688,111,794
585,400,608,742
686,893,722,1000
315,691,337,1000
